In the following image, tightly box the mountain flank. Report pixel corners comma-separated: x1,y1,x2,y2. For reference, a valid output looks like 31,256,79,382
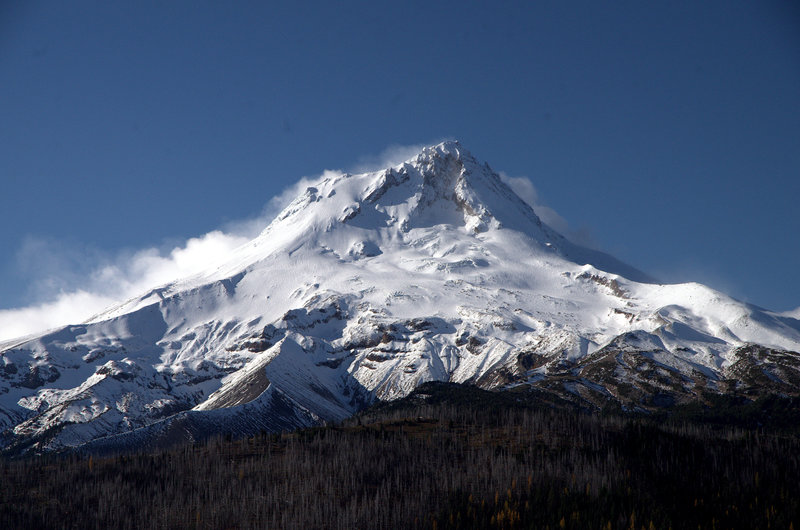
1,141,799,453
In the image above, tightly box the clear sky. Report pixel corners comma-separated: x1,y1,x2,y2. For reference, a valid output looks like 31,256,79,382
1,1,799,338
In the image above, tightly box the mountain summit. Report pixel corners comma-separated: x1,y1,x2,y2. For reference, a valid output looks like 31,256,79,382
2,142,799,453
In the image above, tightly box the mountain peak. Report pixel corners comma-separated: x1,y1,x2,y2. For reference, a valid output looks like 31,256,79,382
273,140,541,234
409,140,466,165
246,142,652,283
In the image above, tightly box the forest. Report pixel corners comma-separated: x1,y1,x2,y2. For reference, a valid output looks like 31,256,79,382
2,383,800,529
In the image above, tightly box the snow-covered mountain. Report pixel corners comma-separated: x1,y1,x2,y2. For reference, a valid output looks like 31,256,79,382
2,141,799,453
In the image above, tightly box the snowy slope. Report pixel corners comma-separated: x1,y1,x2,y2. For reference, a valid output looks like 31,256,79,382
2,141,799,452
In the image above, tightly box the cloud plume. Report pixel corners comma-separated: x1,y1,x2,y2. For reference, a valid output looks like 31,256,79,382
0,231,251,344
0,172,337,344
498,172,595,248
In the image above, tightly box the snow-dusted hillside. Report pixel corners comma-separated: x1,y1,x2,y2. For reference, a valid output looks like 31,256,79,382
2,141,799,452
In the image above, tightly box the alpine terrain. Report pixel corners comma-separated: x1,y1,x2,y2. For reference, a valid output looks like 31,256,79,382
2,141,799,453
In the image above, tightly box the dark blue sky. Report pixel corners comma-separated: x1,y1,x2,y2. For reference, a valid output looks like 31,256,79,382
2,0,799,313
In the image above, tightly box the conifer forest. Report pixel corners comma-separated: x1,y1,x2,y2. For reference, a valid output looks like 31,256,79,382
2,383,799,529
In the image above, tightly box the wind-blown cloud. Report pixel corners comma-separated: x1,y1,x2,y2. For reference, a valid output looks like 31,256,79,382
498,172,595,248
0,231,251,344
0,291,119,345
0,172,337,344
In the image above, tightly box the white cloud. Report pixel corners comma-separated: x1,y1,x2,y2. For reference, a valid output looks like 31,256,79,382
0,231,251,344
0,170,341,344
498,172,596,248
0,291,118,345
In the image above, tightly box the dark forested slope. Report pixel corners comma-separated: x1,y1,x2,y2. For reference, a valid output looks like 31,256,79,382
2,383,799,529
